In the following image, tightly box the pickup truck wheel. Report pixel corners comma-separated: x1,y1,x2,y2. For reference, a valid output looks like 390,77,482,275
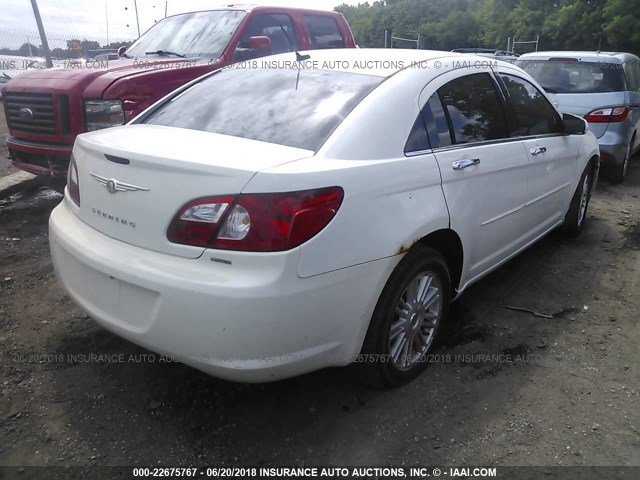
356,245,450,388
561,166,593,238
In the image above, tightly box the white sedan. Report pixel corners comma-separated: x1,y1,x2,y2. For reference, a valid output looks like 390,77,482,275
49,49,600,387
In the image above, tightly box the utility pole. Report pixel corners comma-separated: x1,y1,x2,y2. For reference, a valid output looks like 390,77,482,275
105,0,110,47
165,1,168,18
30,0,53,67
134,0,141,37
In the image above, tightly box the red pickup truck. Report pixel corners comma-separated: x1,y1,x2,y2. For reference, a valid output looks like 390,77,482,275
1,5,355,185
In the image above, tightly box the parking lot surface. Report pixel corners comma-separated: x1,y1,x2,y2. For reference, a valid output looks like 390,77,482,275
0,159,638,468
0,109,16,178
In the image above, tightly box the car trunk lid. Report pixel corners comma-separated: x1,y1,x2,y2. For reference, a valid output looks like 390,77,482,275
72,124,313,259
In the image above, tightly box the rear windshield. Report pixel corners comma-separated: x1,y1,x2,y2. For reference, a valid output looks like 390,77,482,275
142,68,382,151
516,60,626,93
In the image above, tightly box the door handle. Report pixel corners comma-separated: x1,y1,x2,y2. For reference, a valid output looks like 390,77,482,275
530,146,547,156
452,158,480,170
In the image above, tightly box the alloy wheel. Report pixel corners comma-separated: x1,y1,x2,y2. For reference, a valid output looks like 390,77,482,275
389,271,443,370
577,172,591,226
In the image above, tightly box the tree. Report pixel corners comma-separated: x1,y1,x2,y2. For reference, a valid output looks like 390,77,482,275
544,1,608,51
18,42,40,57
334,0,640,54
103,40,133,50
603,0,640,53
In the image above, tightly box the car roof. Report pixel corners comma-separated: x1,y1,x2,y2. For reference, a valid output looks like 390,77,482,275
206,4,344,15
244,48,515,78
163,5,345,20
517,51,639,63
452,48,518,56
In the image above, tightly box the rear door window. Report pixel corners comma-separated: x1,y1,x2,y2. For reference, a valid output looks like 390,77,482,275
404,93,452,154
304,15,345,49
423,93,453,148
500,74,562,136
405,116,431,153
437,73,509,144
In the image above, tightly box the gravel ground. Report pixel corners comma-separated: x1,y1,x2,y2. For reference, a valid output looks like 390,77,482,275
0,109,17,178
0,159,638,471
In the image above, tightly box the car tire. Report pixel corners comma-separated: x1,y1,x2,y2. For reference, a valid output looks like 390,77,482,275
356,245,451,388
611,139,632,184
561,165,594,238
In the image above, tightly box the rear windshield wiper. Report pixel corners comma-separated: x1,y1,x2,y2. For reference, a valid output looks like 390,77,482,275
145,50,186,58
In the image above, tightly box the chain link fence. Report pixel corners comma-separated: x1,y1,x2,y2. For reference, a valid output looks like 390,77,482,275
0,28,134,83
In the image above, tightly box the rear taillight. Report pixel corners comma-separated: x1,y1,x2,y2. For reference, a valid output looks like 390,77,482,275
584,106,630,123
168,187,344,252
167,195,237,247
67,155,80,206
548,57,579,62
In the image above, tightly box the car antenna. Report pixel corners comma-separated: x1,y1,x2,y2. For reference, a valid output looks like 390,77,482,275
279,24,311,90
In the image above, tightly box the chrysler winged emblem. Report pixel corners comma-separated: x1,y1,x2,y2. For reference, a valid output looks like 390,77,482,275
90,173,150,194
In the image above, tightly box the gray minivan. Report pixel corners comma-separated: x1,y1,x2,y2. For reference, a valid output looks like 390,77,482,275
517,51,640,182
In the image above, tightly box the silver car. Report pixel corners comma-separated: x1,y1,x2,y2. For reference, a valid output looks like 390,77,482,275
517,51,640,182
451,48,519,64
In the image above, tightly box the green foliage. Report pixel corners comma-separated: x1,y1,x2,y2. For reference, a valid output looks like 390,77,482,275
603,0,640,52
335,0,640,54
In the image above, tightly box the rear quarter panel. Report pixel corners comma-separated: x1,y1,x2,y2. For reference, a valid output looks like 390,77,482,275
247,155,449,279
580,130,601,170
244,68,450,278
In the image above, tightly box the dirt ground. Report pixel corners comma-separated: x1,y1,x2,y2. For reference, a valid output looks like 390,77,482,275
0,158,638,471
0,109,17,178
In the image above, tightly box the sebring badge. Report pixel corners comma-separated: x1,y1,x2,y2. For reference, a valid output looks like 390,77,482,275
90,173,149,194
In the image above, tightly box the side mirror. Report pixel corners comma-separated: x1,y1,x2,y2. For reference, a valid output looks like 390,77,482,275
249,36,272,52
117,46,127,57
563,113,588,135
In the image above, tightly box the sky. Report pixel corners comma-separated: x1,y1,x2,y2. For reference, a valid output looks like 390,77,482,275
0,0,353,45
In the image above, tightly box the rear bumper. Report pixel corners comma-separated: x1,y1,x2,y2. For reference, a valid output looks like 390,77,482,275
7,136,72,177
596,126,630,168
49,199,395,382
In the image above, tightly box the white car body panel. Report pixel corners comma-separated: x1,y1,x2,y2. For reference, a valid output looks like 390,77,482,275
49,49,600,382
73,125,313,259
495,65,581,239
432,141,533,281
50,200,400,381
419,66,533,281
247,154,449,278
319,61,449,160
520,135,578,233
